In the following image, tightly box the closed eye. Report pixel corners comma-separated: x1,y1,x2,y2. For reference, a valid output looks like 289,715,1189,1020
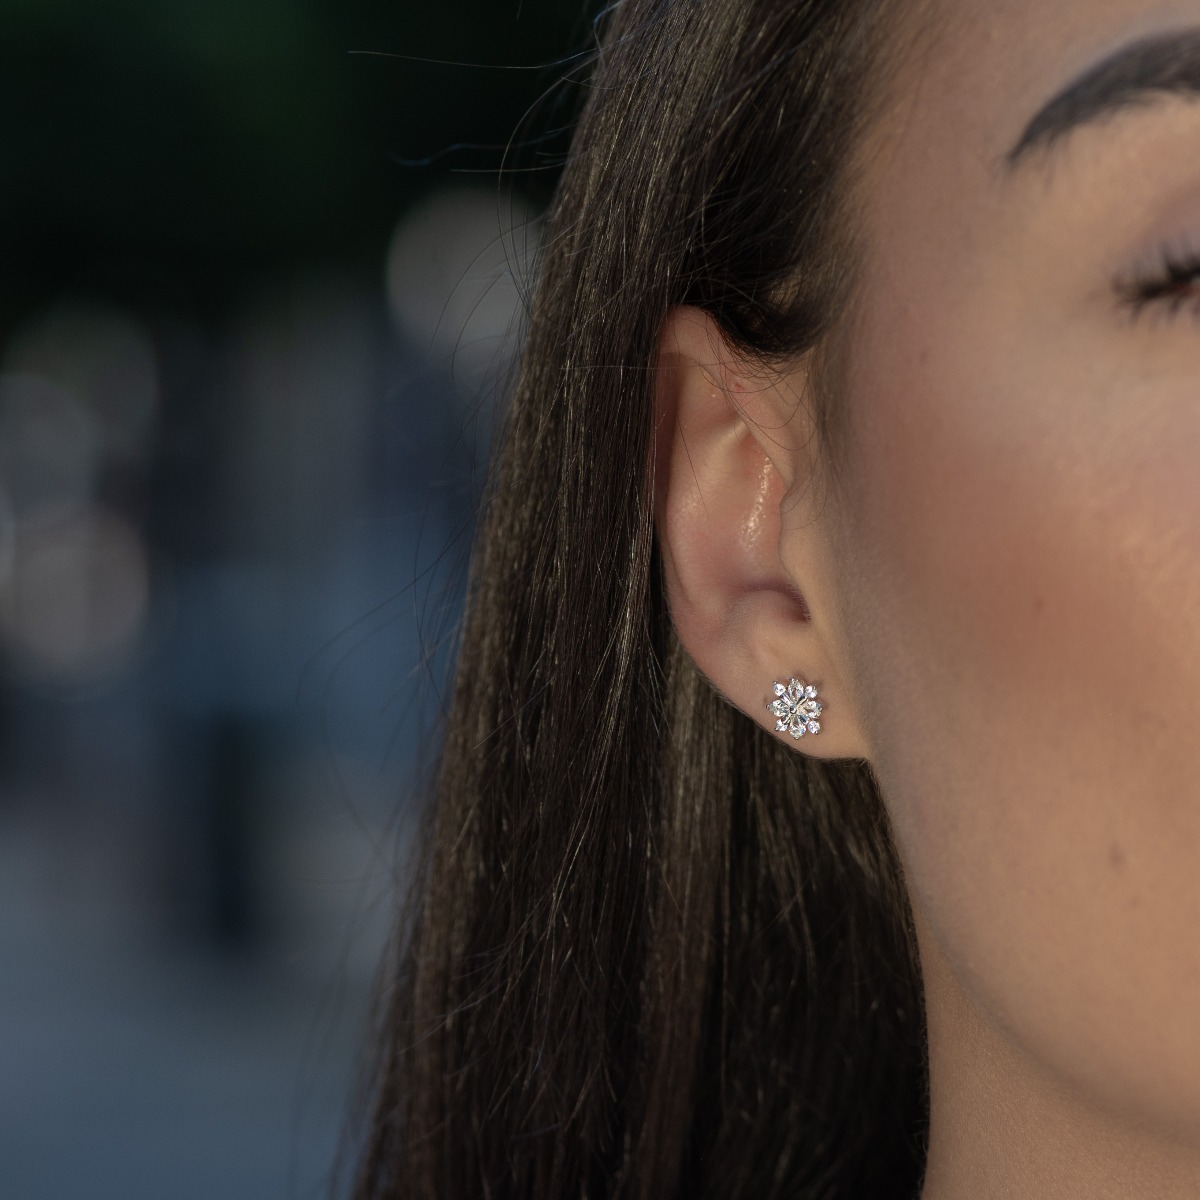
1118,246,1200,322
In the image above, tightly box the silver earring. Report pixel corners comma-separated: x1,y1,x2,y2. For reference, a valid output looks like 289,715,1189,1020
767,677,822,739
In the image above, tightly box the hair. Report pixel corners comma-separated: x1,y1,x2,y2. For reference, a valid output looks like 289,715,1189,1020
350,1,930,1196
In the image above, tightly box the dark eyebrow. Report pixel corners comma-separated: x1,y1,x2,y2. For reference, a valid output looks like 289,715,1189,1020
1007,29,1200,170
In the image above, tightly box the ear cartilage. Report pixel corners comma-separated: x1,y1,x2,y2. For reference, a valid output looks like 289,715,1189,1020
767,677,822,739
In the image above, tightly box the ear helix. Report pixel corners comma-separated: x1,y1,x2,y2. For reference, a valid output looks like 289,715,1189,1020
767,677,823,739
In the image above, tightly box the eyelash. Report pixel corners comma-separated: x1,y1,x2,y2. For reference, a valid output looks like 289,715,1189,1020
1119,245,1200,324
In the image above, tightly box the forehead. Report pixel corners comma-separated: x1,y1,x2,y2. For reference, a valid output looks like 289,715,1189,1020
862,0,1200,208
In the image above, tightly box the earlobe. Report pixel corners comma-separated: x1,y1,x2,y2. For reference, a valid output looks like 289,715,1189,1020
652,306,870,760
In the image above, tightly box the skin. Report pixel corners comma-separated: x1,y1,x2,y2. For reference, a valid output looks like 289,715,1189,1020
654,2,1200,1195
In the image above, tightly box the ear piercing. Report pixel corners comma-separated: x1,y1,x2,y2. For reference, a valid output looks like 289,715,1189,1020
767,677,822,739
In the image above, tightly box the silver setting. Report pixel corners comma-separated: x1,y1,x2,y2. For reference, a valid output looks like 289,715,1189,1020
767,677,822,739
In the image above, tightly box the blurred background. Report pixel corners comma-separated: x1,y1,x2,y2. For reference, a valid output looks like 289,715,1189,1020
0,2,594,1196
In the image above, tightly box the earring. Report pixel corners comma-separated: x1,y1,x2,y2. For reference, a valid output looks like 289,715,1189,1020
767,677,822,739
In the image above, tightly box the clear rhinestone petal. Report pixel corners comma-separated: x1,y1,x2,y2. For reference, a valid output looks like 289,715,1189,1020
770,678,827,740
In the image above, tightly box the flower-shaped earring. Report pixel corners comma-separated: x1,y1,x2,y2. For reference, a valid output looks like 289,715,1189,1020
767,677,822,739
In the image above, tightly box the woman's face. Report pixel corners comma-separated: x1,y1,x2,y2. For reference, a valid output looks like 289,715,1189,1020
813,0,1200,1146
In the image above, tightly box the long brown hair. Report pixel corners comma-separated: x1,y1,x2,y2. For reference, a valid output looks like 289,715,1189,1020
351,1,929,1195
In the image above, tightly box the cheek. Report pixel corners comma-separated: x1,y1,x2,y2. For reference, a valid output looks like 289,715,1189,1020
835,306,1200,1132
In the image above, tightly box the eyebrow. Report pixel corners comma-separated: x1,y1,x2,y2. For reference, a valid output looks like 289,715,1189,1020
1006,28,1200,170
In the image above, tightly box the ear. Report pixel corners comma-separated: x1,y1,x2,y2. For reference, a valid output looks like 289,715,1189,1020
652,305,870,759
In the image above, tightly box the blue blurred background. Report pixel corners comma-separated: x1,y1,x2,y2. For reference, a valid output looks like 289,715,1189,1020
0,3,591,1196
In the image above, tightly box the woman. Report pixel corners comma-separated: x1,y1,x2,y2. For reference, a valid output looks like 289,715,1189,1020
352,0,1200,1196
